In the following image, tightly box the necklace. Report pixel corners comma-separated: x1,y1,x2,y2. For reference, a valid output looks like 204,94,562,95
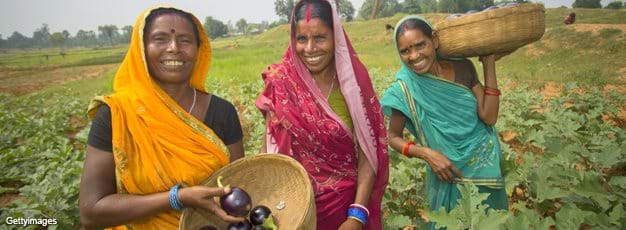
188,88,197,114
326,73,336,100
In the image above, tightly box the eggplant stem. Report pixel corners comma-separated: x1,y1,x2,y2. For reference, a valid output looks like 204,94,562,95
217,176,224,188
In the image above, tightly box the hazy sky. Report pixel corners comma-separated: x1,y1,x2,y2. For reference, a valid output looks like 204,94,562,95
0,0,616,38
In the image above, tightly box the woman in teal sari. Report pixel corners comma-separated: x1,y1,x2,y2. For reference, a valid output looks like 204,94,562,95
380,16,508,228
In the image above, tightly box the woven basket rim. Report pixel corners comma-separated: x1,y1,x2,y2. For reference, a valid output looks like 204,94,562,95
435,3,545,30
179,153,315,229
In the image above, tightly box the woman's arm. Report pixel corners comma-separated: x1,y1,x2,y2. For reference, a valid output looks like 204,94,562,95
79,146,243,229
339,141,376,229
227,140,244,162
387,110,461,182
473,54,500,125
260,112,269,154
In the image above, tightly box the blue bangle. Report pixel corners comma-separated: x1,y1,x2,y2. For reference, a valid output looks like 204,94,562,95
169,184,185,211
347,207,367,224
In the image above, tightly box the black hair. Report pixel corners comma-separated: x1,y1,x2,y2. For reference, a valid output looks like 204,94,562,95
144,8,201,46
293,0,333,31
570,12,576,17
395,18,434,41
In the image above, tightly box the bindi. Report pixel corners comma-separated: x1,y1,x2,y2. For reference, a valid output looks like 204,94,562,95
170,29,175,34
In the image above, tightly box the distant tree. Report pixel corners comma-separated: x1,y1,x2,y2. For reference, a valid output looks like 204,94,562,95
359,0,401,20
337,0,355,21
436,0,493,13
274,0,295,23
606,1,623,9
48,32,67,50
268,20,283,29
260,20,270,30
495,0,529,4
402,0,422,13
203,16,228,39
420,0,439,13
75,30,97,46
460,0,494,11
121,25,133,42
438,0,460,13
371,0,381,19
32,24,50,47
0,34,5,48
7,31,31,48
98,25,119,46
62,30,70,40
236,18,248,34
573,0,602,8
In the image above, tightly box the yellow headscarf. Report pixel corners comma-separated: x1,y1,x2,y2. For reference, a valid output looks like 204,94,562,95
88,6,229,229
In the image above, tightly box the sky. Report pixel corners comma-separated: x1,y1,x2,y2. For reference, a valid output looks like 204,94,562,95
0,0,617,38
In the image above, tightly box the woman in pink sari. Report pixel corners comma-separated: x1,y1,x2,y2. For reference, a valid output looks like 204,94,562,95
255,0,389,229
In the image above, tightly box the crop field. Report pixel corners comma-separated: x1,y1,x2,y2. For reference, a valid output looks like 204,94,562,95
0,8,625,229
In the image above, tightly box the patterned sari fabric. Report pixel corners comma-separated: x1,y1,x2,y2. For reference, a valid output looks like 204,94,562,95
87,6,229,230
255,1,389,229
380,15,508,229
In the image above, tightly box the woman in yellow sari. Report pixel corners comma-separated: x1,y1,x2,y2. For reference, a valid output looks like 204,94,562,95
79,7,245,229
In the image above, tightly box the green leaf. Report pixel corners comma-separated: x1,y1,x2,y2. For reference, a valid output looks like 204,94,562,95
384,214,412,229
609,203,625,226
609,176,626,191
555,203,594,229
426,206,464,230
474,209,509,230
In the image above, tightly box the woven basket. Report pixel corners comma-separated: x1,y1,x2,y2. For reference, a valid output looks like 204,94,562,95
179,154,316,230
434,3,545,58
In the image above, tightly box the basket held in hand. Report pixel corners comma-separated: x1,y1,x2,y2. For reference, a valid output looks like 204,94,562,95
179,154,316,230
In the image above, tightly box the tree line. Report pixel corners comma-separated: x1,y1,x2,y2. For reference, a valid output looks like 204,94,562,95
1,0,621,50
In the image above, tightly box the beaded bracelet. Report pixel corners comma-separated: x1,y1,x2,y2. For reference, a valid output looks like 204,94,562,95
169,184,185,211
402,141,415,157
347,207,367,225
349,203,370,217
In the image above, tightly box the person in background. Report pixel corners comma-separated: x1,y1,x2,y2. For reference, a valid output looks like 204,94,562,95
564,12,576,25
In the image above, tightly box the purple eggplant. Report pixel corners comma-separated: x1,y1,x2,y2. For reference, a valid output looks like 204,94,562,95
250,205,277,230
198,226,217,230
249,205,272,225
227,219,252,230
484,6,500,11
466,9,479,14
218,176,252,217
446,14,463,19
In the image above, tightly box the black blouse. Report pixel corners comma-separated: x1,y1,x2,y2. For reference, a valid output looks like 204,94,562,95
88,95,243,152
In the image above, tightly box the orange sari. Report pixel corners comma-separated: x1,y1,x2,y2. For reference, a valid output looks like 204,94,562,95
87,6,229,230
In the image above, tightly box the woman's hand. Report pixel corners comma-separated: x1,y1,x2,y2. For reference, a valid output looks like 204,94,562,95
178,186,245,223
422,147,462,182
479,50,514,64
338,218,363,230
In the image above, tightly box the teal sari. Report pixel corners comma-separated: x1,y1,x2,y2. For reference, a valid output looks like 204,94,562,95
380,16,508,229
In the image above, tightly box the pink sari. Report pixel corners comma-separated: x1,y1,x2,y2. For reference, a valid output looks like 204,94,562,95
255,1,389,229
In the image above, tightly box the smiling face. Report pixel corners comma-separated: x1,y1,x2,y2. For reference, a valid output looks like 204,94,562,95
397,29,438,74
144,13,198,85
294,18,335,75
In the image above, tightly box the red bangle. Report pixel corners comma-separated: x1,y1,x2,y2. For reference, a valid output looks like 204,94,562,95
484,87,501,96
402,141,415,157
